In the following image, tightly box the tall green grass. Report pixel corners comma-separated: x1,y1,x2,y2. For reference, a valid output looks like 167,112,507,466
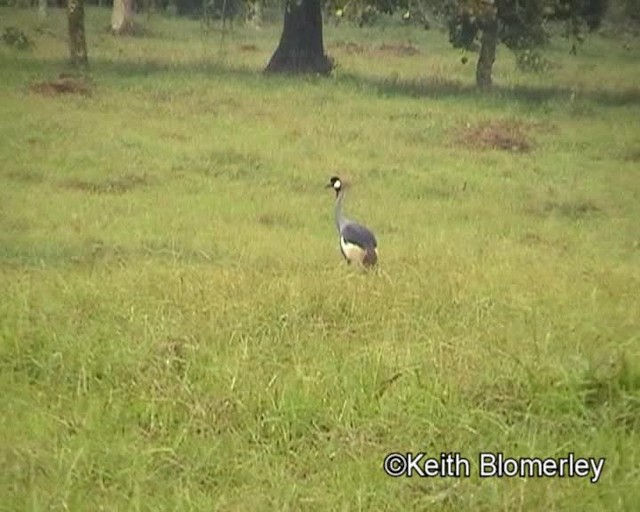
1,6,639,510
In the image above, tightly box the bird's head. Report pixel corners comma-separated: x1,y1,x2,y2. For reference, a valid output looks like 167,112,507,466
326,176,343,197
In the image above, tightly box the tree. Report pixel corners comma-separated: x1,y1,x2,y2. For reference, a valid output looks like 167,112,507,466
265,0,333,75
68,0,88,67
39,0,48,20
112,0,135,35
247,0,264,28
445,0,609,88
475,8,497,89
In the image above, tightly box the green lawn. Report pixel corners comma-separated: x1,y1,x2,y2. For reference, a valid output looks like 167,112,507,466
1,6,639,510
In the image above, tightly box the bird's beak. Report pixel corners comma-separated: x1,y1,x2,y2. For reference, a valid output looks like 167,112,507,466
325,183,333,189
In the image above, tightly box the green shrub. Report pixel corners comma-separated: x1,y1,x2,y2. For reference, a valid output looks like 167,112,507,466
2,26,34,50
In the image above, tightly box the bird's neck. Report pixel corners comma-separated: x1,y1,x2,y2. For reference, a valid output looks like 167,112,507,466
334,189,345,231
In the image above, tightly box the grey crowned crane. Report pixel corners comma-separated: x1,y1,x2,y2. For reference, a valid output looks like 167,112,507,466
326,176,378,268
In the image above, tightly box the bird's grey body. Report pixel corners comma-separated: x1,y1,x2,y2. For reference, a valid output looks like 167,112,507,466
328,176,378,268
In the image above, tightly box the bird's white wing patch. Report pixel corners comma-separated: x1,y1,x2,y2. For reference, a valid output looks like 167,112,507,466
340,237,366,264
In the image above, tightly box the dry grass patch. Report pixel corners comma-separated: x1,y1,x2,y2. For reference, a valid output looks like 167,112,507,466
239,43,259,52
328,40,366,54
60,174,151,194
377,42,420,56
328,41,420,57
623,148,640,162
29,73,93,97
525,199,602,219
5,169,44,183
452,119,542,153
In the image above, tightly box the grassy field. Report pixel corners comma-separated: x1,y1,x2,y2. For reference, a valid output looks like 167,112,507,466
1,6,640,510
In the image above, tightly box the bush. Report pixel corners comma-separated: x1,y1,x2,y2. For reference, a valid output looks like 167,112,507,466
2,26,34,50
625,0,640,19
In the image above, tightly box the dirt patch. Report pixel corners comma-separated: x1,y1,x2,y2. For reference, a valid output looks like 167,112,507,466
623,148,640,162
544,200,601,219
30,73,93,97
453,119,542,153
329,40,366,54
105,22,152,37
256,212,298,229
61,174,150,194
526,199,601,219
377,42,420,57
239,43,258,52
5,169,44,183
519,232,569,252
159,130,189,142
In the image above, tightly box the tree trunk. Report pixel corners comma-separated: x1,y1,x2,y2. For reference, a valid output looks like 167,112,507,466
38,0,47,19
112,0,135,35
67,0,88,67
265,0,332,75
476,16,497,89
248,0,263,28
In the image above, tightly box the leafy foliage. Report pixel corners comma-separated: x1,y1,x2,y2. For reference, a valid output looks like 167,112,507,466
445,0,608,54
626,0,640,19
2,26,33,50
442,0,608,87
446,2,480,50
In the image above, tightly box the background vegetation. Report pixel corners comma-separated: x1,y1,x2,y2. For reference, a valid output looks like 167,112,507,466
1,5,639,510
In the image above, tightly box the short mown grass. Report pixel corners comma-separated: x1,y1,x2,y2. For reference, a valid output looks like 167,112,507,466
1,6,639,511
